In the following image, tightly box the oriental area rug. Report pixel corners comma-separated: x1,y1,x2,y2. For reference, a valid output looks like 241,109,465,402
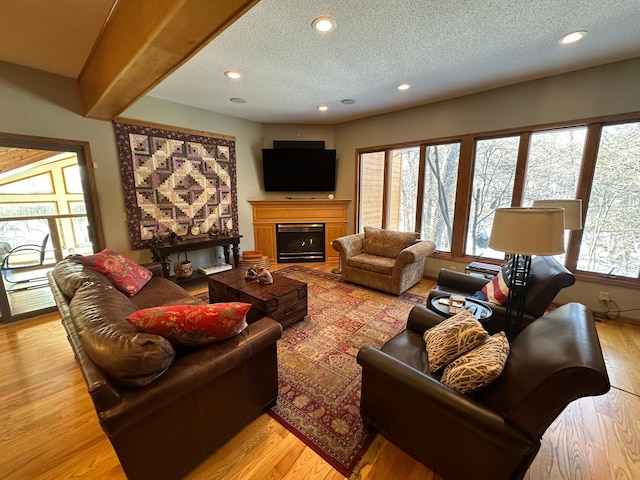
258,266,427,476
198,265,428,476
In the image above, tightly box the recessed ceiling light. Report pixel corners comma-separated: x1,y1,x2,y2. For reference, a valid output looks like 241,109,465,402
559,30,588,45
341,99,356,104
318,105,329,111
229,97,246,103
397,83,411,91
224,70,242,79
312,17,336,33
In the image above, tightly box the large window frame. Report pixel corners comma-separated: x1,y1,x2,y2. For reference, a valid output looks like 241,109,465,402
355,111,640,289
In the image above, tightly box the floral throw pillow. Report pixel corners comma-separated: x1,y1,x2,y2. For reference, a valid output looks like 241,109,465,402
126,303,251,347
80,248,152,296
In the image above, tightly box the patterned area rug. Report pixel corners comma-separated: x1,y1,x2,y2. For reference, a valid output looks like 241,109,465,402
197,266,428,476
268,266,427,476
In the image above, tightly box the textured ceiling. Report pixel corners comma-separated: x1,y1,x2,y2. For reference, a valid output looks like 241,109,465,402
147,0,640,124
1,0,639,125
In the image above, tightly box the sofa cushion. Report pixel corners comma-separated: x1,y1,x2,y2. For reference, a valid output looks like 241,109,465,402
81,249,152,296
347,253,395,275
441,332,510,394
70,282,175,387
131,276,206,310
363,226,419,258
52,256,112,298
423,310,488,372
126,303,251,347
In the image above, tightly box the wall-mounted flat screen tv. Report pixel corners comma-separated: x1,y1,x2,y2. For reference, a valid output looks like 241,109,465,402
262,148,337,192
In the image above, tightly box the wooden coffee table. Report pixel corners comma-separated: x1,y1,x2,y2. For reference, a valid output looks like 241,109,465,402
207,269,307,328
430,295,492,321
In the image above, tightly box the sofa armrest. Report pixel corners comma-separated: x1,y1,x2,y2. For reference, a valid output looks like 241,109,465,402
357,346,532,456
398,240,436,264
142,262,164,277
437,268,490,292
332,233,364,259
98,317,283,435
406,304,444,334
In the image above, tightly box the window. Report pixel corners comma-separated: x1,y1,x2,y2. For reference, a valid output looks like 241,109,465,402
357,143,460,251
0,172,53,194
421,143,460,252
466,136,519,258
356,112,640,287
388,147,420,232
578,122,640,278
522,128,585,204
358,152,385,229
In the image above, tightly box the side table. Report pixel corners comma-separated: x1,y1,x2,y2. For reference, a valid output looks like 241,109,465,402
430,295,492,321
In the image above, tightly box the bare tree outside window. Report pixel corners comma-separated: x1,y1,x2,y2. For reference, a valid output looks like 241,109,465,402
421,143,460,251
578,122,640,277
466,136,519,258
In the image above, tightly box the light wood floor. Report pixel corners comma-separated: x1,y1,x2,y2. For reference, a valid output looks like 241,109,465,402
1,262,639,479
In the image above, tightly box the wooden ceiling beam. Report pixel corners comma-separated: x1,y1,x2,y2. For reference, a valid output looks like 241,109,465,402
78,0,260,120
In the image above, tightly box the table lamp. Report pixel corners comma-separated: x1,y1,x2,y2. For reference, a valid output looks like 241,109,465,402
489,207,565,337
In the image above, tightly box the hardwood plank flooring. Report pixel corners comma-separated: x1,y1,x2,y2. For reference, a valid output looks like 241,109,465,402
1,262,638,479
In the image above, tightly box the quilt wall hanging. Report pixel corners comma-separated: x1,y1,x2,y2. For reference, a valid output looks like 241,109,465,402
114,119,238,249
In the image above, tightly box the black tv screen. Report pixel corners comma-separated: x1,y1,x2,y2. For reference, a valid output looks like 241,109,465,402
262,148,336,192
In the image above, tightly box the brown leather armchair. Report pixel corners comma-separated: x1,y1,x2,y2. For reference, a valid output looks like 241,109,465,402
428,255,575,333
357,303,609,480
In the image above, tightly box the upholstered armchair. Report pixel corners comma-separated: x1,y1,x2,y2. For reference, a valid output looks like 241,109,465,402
332,227,436,295
428,255,575,334
357,303,610,480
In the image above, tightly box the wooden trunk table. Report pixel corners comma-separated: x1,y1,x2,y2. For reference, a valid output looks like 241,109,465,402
207,269,307,328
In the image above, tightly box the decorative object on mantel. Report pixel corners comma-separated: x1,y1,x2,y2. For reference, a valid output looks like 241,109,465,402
113,118,239,250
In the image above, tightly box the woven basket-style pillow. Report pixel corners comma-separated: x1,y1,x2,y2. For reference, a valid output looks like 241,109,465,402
441,332,510,394
423,310,488,372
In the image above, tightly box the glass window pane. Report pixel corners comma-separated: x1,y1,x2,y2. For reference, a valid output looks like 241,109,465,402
388,147,419,232
63,164,83,193
578,122,640,278
420,143,460,251
358,152,385,230
0,172,53,194
522,127,586,205
466,136,520,258
522,127,587,264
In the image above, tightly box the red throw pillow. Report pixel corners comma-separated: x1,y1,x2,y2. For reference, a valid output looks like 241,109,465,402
126,303,251,347
81,248,152,296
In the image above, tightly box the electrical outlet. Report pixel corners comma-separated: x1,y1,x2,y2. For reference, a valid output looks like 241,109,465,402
599,291,610,301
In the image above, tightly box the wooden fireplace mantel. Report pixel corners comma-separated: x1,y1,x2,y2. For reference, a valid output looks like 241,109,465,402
248,199,351,262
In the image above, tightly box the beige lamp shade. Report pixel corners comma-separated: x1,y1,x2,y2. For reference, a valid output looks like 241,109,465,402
489,207,565,255
532,199,583,230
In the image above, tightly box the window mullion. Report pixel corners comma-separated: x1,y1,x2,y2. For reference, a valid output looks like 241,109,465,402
512,132,531,206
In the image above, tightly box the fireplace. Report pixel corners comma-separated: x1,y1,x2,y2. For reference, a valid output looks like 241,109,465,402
276,223,325,263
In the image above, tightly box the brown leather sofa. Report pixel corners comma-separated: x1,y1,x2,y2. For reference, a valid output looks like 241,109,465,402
357,303,609,480
48,257,283,480
428,255,575,333
332,226,436,295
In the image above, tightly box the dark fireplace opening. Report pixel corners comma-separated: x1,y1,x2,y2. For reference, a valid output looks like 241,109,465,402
276,223,325,263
